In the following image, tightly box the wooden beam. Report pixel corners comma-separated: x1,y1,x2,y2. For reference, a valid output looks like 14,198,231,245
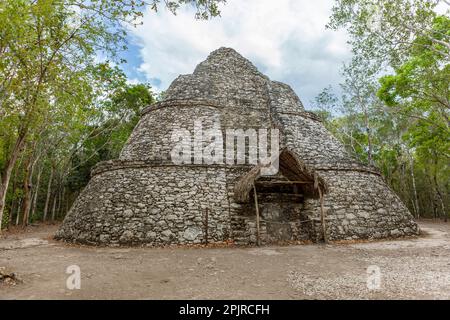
280,165,304,181
252,183,261,246
255,181,311,185
203,207,209,245
249,193,304,198
314,173,319,190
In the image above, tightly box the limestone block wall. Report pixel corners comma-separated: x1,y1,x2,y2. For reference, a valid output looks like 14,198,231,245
120,103,222,162
56,165,232,245
120,99,272,164
165,49,271,110
276,113,358,168
302,170,419,241
268,81,305,113
269,93,419,241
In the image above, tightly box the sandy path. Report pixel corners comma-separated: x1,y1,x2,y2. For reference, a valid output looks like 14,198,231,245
1,221,449,300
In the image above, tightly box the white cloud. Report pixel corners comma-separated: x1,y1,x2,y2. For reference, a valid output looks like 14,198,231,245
128,0,351,106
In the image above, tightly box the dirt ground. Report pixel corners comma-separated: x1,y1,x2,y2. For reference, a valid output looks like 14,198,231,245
0,220,449,300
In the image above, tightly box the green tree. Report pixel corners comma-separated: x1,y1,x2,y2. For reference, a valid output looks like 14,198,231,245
324,0,449,218
328,0,449,67
378,15,450,131
67,65,155,193
0,0,225,230
377,15,449,217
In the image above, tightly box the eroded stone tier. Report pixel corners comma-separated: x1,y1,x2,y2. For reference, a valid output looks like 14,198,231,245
56,47,419,245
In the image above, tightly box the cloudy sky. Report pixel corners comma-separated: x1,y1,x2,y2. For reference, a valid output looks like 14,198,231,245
121,0,352,107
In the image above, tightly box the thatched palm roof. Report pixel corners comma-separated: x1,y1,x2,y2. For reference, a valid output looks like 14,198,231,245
234,149,328,203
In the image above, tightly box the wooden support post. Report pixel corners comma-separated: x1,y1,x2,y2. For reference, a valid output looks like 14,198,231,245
318,187,328,244
203,207,209,245
252,183,261,246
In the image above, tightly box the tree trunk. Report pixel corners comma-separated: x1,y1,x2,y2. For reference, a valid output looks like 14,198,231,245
366,126,373,165
362,102,373,166
399,162,408,205
51,188,58,221
15,198,22,226
408,152,420,219
425,171,436,219
0,133,26,232
43,166,54,221
433,168,446,219
65,194,70,216
59,186,66,218
22,155,34,228
57,185,64,219
31,165,43,222
9,197,17,229
7,166,19,228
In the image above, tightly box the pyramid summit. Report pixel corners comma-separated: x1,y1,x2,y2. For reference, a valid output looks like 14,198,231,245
56,48,419,245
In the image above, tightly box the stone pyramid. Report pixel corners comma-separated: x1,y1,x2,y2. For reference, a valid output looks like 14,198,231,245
56,48,419,245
